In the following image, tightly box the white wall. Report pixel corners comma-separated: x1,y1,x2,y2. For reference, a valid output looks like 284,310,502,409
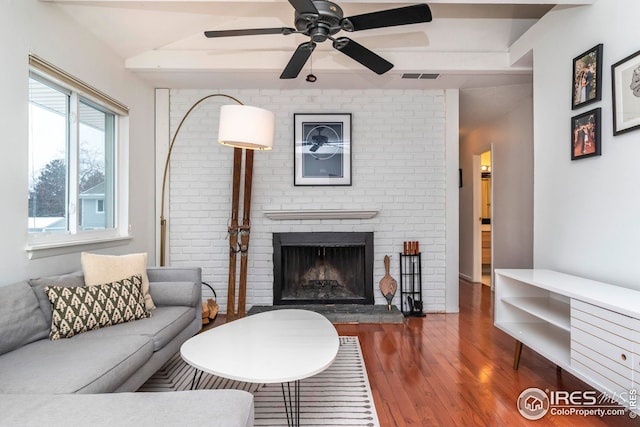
514,0,640,289
0,1,156,284
459,85,534,281
162,88,458,312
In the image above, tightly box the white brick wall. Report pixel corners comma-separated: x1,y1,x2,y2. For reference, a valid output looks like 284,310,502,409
167,88,447,313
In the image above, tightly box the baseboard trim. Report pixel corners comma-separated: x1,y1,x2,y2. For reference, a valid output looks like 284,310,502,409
459,273,473,282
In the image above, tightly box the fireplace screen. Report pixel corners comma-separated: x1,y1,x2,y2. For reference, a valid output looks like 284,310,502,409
273,232,374,305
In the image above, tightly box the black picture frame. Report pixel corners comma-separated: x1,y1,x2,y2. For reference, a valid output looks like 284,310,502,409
611,49,640,135
293,113,352,186
571,108,601,160
572,44,603,110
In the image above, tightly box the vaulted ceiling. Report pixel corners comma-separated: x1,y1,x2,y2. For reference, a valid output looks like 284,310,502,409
42,0,593,128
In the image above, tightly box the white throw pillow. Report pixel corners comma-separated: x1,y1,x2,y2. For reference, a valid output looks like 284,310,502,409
81,252,155,310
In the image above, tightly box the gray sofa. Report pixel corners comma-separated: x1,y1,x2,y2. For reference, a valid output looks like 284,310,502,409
0,267,254,427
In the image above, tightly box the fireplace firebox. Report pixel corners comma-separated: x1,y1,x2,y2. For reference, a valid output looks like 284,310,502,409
273,232,374,305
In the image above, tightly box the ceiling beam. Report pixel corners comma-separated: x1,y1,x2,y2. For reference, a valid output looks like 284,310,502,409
125,49,531,73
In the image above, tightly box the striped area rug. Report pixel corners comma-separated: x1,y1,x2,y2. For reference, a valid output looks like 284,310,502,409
139,336,380,427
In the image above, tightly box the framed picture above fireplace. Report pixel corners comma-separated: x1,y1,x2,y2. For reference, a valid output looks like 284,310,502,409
294,113,352,186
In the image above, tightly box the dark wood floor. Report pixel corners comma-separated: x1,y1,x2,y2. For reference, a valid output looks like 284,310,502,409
210,280,638,426
335,280,638,427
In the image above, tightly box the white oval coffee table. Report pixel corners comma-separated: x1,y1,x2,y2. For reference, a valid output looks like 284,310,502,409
181,309,339,426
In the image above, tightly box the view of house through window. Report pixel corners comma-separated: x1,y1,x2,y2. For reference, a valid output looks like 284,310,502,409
28,73,116,235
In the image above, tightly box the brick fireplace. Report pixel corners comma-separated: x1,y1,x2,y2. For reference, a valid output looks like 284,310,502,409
272,232,374,305
165,89,448,313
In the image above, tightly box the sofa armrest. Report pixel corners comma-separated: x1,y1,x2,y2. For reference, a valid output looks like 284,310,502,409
146,267,201,309
148,282,200,307
0,390,255,427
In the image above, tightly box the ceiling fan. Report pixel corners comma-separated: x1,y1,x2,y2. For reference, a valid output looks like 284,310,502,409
204,0,432,79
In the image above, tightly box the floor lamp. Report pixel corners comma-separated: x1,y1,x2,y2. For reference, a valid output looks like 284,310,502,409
159,93,274,313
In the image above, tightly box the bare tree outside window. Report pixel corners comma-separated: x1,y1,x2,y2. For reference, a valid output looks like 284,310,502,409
28,74,115,234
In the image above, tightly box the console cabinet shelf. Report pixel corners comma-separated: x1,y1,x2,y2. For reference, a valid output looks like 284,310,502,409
495,269,640,414
501,297,570,331
498,321,571,367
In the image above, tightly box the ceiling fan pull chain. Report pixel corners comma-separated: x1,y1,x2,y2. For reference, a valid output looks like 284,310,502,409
306,53,317,82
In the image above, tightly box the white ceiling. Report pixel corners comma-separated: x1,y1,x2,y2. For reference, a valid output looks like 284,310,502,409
43,0,592,128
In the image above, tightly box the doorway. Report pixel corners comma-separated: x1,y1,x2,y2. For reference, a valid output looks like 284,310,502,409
477,150,492,287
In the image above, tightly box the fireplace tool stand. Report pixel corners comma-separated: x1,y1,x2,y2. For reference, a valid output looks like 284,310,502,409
399,252,425,317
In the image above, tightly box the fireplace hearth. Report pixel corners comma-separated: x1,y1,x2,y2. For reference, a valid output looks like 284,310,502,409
273,232,374,305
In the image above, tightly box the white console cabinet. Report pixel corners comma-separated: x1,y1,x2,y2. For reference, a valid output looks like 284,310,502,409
495,269,640,412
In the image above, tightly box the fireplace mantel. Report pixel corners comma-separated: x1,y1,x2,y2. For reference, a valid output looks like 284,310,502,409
264,209,378,220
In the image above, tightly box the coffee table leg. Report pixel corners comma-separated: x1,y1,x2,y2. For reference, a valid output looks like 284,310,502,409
191,370,203,390
281,380,301,427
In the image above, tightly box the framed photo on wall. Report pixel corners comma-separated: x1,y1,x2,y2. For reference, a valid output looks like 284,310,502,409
294,113,352,186
572,44,603,110
571,108,601,160
612,49,640,135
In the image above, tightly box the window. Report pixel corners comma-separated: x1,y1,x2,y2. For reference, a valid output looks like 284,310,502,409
27,55,128,250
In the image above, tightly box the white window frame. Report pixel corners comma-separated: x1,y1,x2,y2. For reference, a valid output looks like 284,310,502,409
26,55,131,259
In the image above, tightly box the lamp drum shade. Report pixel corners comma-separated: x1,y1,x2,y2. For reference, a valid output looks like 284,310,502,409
218,104,275,150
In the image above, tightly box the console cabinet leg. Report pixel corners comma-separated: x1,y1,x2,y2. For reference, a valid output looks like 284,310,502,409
513,340,523,370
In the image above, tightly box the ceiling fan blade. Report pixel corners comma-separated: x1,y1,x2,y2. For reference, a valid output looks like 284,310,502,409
204,28,295,38
332,37,393,75
341,4,432,32
288,0,319,15
280,42,316,79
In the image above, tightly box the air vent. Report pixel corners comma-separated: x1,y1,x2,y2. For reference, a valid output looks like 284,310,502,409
401,73,440,80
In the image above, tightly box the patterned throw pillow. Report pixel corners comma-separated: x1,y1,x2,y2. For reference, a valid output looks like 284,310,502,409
44,275,151,340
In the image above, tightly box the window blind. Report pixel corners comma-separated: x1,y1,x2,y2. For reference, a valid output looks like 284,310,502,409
29,54,129,116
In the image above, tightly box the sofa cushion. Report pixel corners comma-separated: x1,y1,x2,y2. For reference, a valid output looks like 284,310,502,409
81,252,155,310
71,306,194,352
29,270,85,325
0,281,49,355
0,334,153,394
0,390,255,427
45,275,151,340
